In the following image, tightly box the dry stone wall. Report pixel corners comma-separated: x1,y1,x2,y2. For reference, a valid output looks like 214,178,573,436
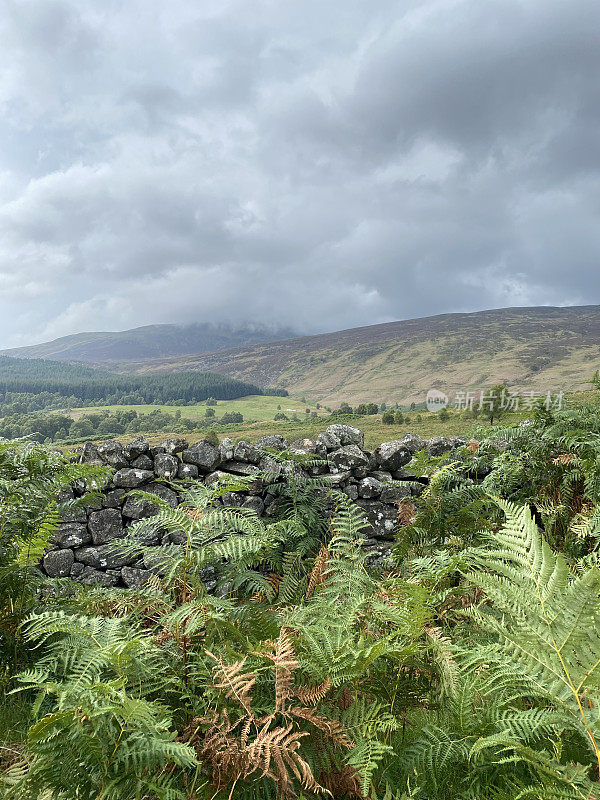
42,425,468,587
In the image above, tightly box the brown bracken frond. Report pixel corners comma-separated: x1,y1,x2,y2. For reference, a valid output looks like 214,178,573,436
467,439,479,452
293,675,331,706
265,627,299,713
207,651,256,715
397,498,417,527
320,765,364,799
287,706,353,748
307,545,330,597
552,453,579,465
183,507,203,521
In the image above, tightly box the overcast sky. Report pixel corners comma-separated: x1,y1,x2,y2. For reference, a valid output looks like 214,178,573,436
1,0,599,347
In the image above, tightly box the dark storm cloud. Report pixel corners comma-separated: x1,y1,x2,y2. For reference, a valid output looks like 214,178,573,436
0,0,599,346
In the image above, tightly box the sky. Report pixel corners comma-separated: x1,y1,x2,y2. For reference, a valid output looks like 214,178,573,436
1,0,600,347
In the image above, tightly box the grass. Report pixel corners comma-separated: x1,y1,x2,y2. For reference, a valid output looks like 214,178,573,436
67,395,326,424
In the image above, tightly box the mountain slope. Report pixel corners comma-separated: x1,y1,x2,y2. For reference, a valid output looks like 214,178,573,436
113,306,600,404
1,323,294,364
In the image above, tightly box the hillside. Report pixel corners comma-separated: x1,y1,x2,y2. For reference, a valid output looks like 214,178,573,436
113,306,600,404
1,322,293,363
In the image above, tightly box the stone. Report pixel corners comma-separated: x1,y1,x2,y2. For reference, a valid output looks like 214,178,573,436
161,437,189,455
123,437,150,460
380,483,413,504
371,470,393,483
316,431,341,451
182,442,220,472
220,461,260,476
374,441,412,471
53,523,91,548
399,433,426,453
325,424,364,447
357,501,398,540
178,463,199,480
426,437,453,456
79,566,119,587
43,549,74,577
121,566,151,589
150,446,166,457
258,456,282,477
60,503,87,523
352,466,369,479
344,484,359,500
88,508,124,545
130,454,153,470
205,470,229,486
81,442,100,463
289,438,317,454
70,562,85,577
102,488,128,509
122,483,178,520
97,440,128,469
242,496,265,515
326,471,351,487
153,453,179,479
113,468,154,488
329,445,369,471
222,492,245,507
74,544,137,570
218,437,235,461
233,441,260,464
256,434,288,450
358,477,383,499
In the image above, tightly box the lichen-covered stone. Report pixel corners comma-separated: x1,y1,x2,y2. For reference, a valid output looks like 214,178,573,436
123,437,150,460
233,441,260,464
182,442,220,471
358,477,383,499
88,508,124,545
113,468,154,488
74,544,136,570
357,501,398,540
130,454,153,470
329,445,369,471
53,523,91,548
43,548,74,577
97,440,128,469
177,463,199,480
121,566,151,589
161,437,189,455
374,441,412,471
325,424,364,447
380,483,412,504
153,453,179,479
256,434,288,450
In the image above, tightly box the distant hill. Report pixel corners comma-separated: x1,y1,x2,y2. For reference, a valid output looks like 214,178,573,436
1,323,294,364
111,306,600,404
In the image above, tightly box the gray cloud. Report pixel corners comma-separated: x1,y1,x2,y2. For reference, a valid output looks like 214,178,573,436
0,0,599,346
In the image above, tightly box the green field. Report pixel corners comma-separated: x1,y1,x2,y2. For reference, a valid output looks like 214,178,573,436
68,395,326,424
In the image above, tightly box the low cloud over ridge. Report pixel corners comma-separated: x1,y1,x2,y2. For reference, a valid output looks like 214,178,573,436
1,0,599,346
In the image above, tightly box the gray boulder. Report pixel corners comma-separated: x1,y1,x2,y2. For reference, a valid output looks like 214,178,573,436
53,523,91,549
357,501,398,540
374,441,412,471
220,461,260,476
380,483,413,504
316,431,342,451
222,492,245,507
218,437,235,461
329,445,369,471
344,484,359,500
233,441,260,464
161,437,189,455
123,437,150,460
97,440,128,469
102,488,127,509
256,434,288,450
258,455,282,477
122,483,178,520
154,453,179,479
326,424,364,447
178,463,199,480
113,468,154,488
121,566,151,589
88,508,124,545
182,442,220,472
43,549,74,577
130,455,153,470
289,438,317,454
74,544,136,570
358,477,383,499
243,496,265,515
399,433,426,453
79,566,119,587
426,437,453,456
